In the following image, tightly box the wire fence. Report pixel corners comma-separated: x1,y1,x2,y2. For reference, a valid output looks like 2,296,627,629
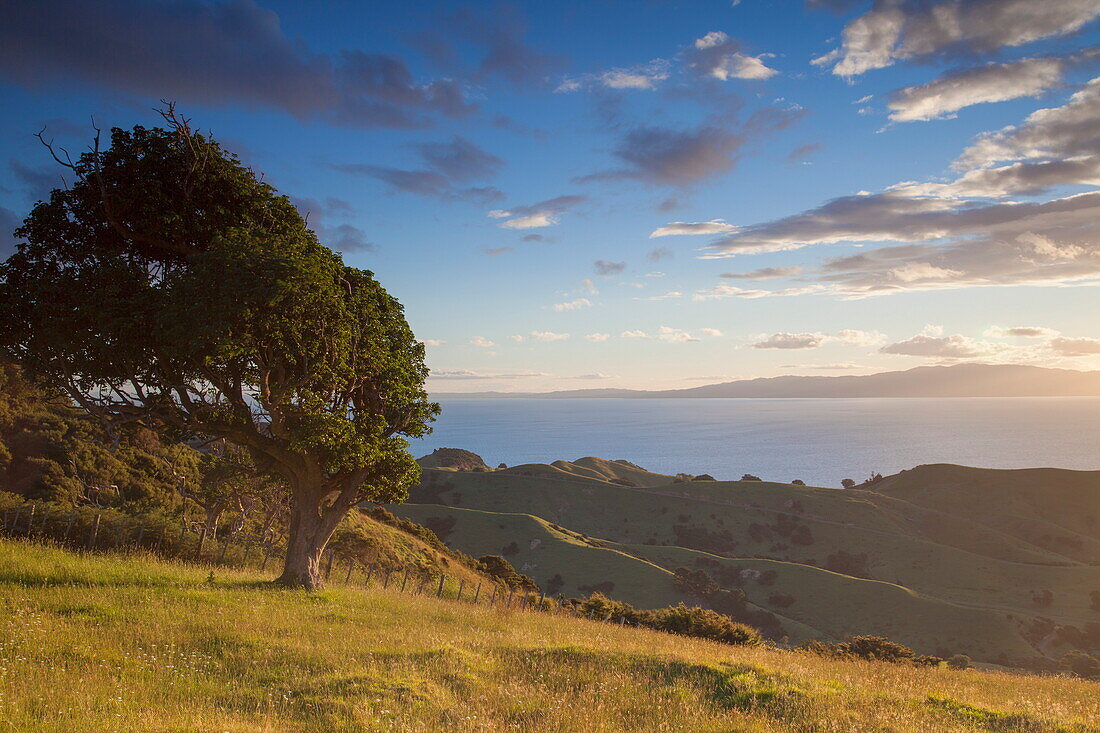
0,498,641,624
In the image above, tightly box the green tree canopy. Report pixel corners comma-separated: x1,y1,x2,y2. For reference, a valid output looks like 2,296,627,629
0,109,438,588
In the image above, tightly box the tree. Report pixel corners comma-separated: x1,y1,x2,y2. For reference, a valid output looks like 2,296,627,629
740,474,762,482
841,478,856,489
0,108,438,589
947,654,971,670
1061,651,1100,680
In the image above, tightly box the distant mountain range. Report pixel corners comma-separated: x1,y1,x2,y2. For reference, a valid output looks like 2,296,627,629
434,363,1100,399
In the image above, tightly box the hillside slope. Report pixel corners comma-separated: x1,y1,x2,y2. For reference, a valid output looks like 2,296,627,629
2,540,1097,732
395,458,1100,667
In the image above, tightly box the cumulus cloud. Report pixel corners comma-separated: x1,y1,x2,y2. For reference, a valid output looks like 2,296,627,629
594,260,627,276
621,329,649,338
720,266,803,279
888,57,1068,123
470,336,496,348
489,195,587,229
529,330,570,342
685,31,779,81
657,326,701,342
585,333,611,342
835,329,887,346
0,0,476,128
701,328,723,337
650,219,739,237
552,298,592,312
879,326,1002,358
1050,336,1100,355
331,135,503,202
815,0,1100,77
752,332,827,349
556,59,671,92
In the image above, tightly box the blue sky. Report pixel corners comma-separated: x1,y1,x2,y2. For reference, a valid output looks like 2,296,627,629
2,0,1100,391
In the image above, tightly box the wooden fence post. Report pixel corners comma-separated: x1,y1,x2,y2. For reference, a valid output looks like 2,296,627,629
383,570,392,589
436,574,445,598
87,513,101,549
345,559,355,584
473,583,481,603
365,564,375,585
401,568,410,593
457,579,465,601
489,585,497,607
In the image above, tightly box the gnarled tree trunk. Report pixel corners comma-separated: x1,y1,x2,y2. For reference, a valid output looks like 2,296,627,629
275,501,343,591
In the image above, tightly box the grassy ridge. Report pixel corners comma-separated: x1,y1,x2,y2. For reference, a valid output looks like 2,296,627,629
396,461,1100,665
2,539,1097,732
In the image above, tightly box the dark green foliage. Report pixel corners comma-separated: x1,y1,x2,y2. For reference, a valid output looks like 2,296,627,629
1061,650,1100,679
501,541,519,557
803,635,937,665
841,479,856,489
741,474,762,482
572,593,762,647
0,112,438,588
691,474,716,482
674,567,720,597
672,524,739,554
947,654,971,670
476,554,538,592
417,448,487,471
791,479,805,486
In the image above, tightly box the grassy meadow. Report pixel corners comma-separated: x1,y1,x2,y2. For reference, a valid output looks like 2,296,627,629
2,539,1097,732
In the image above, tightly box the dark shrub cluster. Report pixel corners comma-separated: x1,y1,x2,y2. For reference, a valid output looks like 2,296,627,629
571,593,762,647
800,635,944,666
476,554,538,592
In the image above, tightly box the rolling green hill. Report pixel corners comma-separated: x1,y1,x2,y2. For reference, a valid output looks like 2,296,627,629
3,540,1097,732
394,456,1100,668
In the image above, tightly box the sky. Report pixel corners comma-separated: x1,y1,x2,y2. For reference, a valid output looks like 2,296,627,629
1,0,1100,392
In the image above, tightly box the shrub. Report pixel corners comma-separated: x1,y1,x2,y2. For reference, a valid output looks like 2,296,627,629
741,474,762,482
947,654,971,670
791,479,805,485
691,474,716,481
653,603,762,646
838,636,916,663
674,567,720,597
1061,651,1100,680
841,478,856,489
476,555,538,592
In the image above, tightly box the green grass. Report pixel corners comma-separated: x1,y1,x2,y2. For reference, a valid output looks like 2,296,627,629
2,539,1098,732
398,461,1100,665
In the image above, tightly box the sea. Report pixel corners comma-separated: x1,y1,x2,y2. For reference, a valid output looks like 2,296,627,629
407,397,1100,488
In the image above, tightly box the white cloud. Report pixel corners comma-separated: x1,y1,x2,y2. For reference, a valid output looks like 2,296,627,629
879,326,1002,358
637,291,683,301
585,333,611,342
430,369,550,380
556,59,672,93
645,271,666,278
701,327,723,337
693,284,825,300
657,326,700,343
752,332,827,350
418,339,446,346
510,334,525,343
689,31,778,80
580,278,599,295
1049,336,1100,355
574,372,616,380
470,336,495,348
529,330,571,342
489,195,586,230
621,329,649,339
817,0,1100,77
835,329,887,346
552,298,593,312
888,57,1066,123
650,219,739,237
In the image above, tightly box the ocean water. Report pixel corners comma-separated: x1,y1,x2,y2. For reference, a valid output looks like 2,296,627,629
407,397,1100,488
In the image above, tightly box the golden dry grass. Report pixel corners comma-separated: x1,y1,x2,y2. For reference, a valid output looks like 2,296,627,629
1,539,1097,732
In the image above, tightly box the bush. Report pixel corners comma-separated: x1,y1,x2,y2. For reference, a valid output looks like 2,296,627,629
691,474,716,482
947,654,971,670
841,478,856,489
573,594,762,647
791,479,805,486
741,474,762,482
476,555,538,592
1061,651,1100,680
801,635,932,665
673,567,719,597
